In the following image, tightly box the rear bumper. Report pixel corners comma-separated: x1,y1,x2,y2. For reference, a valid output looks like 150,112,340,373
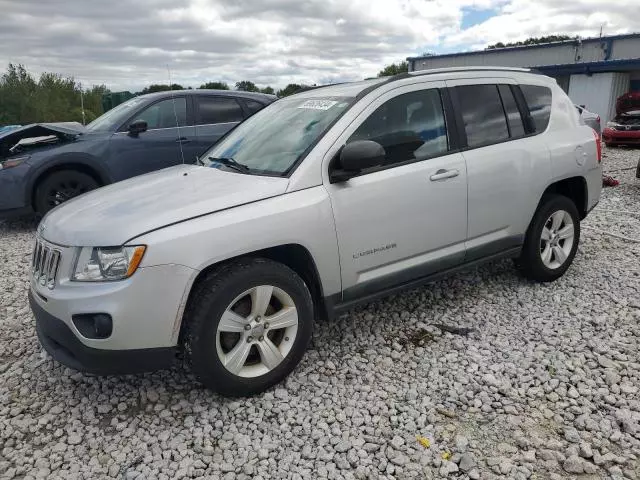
30,290,176,374
602,128,640,145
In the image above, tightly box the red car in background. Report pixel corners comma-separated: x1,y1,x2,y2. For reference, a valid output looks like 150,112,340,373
603,92,640,147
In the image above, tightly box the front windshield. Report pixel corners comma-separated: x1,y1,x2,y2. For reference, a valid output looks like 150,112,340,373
86,97,147,132
203,96,353,175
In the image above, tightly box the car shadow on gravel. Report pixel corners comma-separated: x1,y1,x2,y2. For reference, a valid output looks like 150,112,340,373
0,216,39,234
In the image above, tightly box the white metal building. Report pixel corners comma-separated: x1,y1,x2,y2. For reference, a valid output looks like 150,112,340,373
408,34,640,125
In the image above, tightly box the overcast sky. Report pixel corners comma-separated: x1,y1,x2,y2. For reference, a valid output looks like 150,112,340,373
1,0,639,91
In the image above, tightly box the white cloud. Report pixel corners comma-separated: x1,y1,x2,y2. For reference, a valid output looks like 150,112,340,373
0,0,638,91
446,0,640,47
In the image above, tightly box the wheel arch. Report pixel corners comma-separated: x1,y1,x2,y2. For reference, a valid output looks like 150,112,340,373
28,155,110,209
177,243,330,343
539,176,588,219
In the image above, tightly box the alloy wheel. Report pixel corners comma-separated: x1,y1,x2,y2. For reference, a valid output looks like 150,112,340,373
216,285,299,378
540,210,575,269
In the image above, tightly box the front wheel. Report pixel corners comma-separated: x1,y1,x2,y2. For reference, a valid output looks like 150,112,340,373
516,194,580,282
183,258,314,397
34,170,99,214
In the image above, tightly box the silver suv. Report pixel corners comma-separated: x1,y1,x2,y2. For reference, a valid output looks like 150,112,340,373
29,67,602,396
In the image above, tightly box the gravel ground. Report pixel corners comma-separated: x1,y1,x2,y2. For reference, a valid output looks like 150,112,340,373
1,147,640,480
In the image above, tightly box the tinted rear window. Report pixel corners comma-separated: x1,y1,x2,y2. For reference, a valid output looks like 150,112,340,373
521,85,552,132
456,84,509,148
196,97,244,125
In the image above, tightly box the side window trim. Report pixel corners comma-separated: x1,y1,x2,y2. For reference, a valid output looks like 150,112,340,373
496,86,513,138
116,96,188,133
195,96,244,126
440,88,463,151
447,86,468,150
511,85,537,135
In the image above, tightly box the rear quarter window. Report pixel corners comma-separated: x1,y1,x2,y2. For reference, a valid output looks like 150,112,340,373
520,85,552,133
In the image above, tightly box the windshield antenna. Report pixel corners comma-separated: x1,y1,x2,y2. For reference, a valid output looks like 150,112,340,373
167,64,185,165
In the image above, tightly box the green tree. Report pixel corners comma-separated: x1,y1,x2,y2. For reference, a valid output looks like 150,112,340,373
83,85,110,119
0,63,38,124
0,64,110,126
276,83,311,97
260,86,275,95
199,81,229,90
377,61,408,77
235,81,259,92
139,84,184,94
487,34,575,49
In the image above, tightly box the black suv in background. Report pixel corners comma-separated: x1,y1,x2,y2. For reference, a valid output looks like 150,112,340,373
0,90,276,216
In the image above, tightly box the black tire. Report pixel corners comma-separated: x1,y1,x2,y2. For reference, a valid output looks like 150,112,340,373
34,170,99,214
183,257,314,397
516,194,581,282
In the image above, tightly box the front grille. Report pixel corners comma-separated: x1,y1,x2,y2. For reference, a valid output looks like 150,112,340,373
32,239,61,290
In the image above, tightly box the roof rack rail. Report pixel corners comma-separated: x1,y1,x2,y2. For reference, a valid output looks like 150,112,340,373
409,66,534,76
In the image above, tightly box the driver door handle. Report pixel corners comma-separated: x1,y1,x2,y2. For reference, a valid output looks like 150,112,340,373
430,168,459,181
177,137,191,144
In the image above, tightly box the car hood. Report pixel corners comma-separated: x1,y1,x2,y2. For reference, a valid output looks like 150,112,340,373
40,164,290,246
0,122,86,160
616,92,640,115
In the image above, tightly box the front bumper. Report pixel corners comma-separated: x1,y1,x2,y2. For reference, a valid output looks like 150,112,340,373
30,291,175,374
29,248,198,373
602,128,640,145
0,162,33,216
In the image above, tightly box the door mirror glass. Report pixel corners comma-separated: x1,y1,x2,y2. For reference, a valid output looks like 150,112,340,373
128,119,148,136
331,140,385,182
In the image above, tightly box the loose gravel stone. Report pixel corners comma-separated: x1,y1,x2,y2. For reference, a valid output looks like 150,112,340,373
1,146,639,479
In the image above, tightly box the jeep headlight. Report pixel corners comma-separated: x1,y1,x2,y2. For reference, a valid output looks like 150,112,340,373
72,246,146,281
606,121,620,128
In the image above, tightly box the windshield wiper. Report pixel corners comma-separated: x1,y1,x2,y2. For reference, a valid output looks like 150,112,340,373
207,156,251,174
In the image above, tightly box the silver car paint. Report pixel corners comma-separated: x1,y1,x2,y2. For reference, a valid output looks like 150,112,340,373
321,80,468,296
33,69,601,352
41,164,290,246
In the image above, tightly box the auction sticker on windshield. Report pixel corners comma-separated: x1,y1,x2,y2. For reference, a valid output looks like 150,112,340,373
298,100,338,110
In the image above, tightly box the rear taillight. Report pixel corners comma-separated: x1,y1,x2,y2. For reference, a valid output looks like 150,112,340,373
593,129,601,163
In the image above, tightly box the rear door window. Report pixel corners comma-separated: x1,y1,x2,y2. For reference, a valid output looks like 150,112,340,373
520,85,552,132
498,85,525,138
455,85,509,148
196,97,244,125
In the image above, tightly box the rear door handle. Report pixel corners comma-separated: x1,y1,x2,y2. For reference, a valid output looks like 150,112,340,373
177,137,191,144
430,168,459,181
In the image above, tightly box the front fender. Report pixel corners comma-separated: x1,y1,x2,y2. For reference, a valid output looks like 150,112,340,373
132,186,342,299
25,151,112,205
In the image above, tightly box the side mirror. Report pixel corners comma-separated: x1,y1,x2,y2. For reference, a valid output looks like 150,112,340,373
128,119,148,136
330,140,385,183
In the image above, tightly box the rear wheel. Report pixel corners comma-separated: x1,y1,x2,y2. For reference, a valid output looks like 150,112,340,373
516,194,580,282
34,170,98,214
183,258,314,397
